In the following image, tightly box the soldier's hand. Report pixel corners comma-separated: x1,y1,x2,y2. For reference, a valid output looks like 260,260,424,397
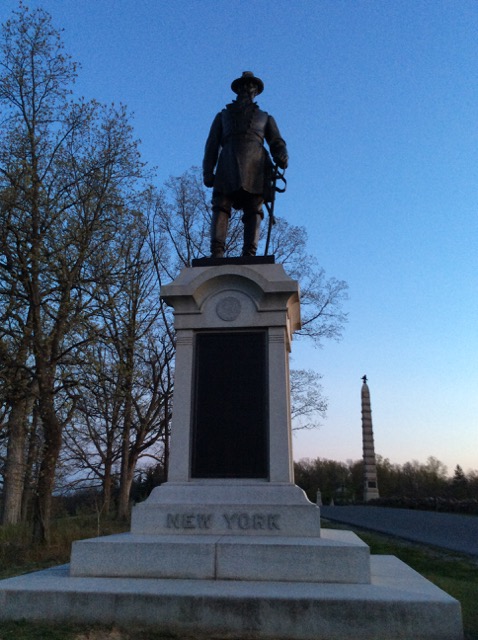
275,152,288,170
203,173,215,188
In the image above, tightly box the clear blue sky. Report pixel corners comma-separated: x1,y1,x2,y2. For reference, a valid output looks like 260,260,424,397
2,0,477,475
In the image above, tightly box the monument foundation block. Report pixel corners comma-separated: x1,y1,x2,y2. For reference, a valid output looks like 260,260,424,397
0,260,463,640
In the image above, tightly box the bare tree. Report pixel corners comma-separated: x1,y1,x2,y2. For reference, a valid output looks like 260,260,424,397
148,168,244,278
290,369,327,431
101,214,172,519
61,209,174,518
60,342,124,514
267,217,348,347
0,6,145,541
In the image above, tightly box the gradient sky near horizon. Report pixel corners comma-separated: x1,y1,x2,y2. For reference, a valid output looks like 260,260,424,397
2,0,477,475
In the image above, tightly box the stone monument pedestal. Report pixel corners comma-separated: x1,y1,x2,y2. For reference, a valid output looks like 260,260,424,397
0,260,464,639
71,483,370,584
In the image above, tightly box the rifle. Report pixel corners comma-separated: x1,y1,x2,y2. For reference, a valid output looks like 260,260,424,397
264,164,287,256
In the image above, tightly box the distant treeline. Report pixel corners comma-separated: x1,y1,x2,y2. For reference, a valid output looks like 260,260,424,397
294,456,478,514
37,455,478,520
2,454,475,523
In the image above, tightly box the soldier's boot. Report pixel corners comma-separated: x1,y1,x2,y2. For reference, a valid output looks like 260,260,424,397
210,208,229,258
242,213,262,256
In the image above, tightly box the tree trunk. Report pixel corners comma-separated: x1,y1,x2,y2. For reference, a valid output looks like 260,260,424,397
21,406,40,522
31,387,63,544
2,309,35,525
2,399,27,525
163,420,170,481
117,339,135,521
102,464,113,515
117,416,132,520
32,436,62,543
2,374,37,525
117,462,135,521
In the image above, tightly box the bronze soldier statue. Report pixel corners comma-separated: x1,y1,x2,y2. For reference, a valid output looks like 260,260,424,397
203,71,288,257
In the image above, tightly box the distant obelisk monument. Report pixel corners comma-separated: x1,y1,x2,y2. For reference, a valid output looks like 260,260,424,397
361,375,380,502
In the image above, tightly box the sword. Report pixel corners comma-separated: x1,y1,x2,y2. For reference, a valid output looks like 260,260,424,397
264,165,287,256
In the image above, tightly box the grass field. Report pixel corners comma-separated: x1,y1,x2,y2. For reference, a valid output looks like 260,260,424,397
354,529,478,640
0,515,476,639
0,514,129,581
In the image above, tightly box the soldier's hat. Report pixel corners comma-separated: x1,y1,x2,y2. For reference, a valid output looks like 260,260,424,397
231,71,264,95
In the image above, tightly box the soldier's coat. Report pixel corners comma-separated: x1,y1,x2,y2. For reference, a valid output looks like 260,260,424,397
203,101,287,205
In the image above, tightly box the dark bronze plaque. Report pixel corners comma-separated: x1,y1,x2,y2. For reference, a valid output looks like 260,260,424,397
191,331,268,478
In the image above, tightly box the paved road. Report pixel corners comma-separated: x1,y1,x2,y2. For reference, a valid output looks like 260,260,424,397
320,505,478,556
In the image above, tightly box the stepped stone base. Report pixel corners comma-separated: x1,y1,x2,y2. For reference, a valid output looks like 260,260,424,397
71,483,369,584
71,529,370,583
0,481,463,638
0,556,463,640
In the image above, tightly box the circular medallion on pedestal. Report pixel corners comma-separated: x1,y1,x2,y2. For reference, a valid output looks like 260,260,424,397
216,296,241,321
